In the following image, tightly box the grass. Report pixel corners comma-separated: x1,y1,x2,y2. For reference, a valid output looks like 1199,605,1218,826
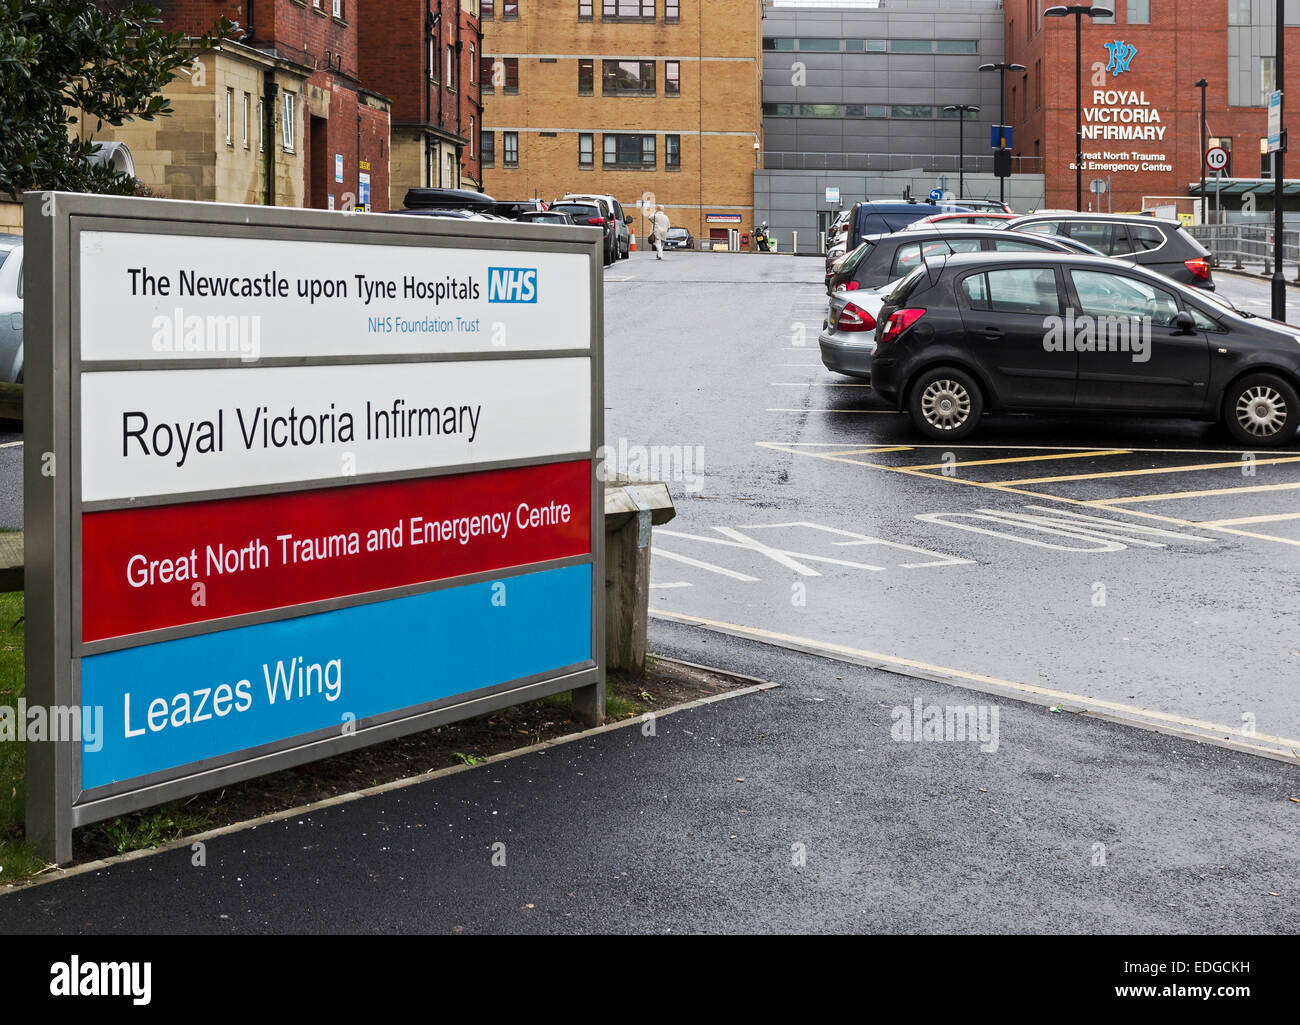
0,590,44,882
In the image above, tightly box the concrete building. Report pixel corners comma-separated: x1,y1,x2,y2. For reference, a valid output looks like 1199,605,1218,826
755,0,1045,253
1011,0,1300,220
359,0,483,208
479,0,763,245
93,0,392,211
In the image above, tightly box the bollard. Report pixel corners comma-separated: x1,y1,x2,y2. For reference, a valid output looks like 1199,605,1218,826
603,479,676,681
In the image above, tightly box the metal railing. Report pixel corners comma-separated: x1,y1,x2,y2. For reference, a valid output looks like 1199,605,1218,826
763,151,1045,175
1185,223,1300,280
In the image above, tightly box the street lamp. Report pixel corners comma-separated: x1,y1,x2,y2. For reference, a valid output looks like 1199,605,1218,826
944,104,981,199
1194,78,1208,225
1044,5,1114,211
978,61,1026,206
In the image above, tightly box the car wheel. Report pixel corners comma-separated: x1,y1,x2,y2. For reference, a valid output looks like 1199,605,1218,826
1222,373,1300,447
907,366,984,441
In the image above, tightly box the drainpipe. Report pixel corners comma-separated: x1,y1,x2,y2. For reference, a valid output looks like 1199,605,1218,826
263,69,277,206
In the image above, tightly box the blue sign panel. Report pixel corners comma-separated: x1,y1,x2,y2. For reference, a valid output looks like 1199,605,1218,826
81,564,593,791
1105,40,1137,77
991,124,1013,150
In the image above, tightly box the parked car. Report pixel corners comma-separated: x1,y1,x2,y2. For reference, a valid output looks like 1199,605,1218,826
952,199,1014,214
819,230,1084,381
1006,212,1215,290
0,236,22,388
846,200,972,250
516,210,578,226
560,193,632,260
907,212,1020,229
869,252,1300,445
663,227,694,250
824,209,852,252
550,200,618,264
402,187,497,213
827,227,1096,294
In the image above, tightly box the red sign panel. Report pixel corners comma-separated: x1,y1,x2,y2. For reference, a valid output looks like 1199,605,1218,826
82,460,591,642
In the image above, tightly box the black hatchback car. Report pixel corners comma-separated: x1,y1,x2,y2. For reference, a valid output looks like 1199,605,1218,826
870,253,1300,446
1007,212,1215,290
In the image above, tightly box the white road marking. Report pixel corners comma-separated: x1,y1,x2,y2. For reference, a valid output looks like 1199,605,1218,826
651,548,760,582
648,582,693,590
0,441,22,449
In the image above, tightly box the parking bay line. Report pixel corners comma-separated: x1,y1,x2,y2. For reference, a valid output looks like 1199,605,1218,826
1197,511,1300,527
650,609,1300,764
767,408,900,414
770,382,873,388
1086,481,1300,506
1001,455,1300,487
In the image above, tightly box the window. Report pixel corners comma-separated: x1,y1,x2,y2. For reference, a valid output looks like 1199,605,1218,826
603,59,655,95
429,33,437,82
800,104,843,117
258,98,264,152
893,239,981,277
1070,270,1179,327
1035,59,1042,109
762,102,794,116
1063,220,1125,254
480,55,495,91
504,131,518,167
666,133,680,169
799,38,840,51
481,130,495,167
1261,57,1276,105
503,1,518,19
281,92,295,152
1016,219,1060,236
603,0,653,18
963,268,1060,316
447,45,456,88
580,0,593,18
762,38,796,51
225,87,233,145
991,238,1056,253
1127,0,1150,23
604,133,654,168
333,0,344,18
470,116,475,157
579,132,594,167
242,92,250,148
579,58,594,94
665,60,680,96
666,0,679,20
469,43,475,83
891,104,934,119
1129,224,1167,253
890,39,933,53
482,0,493,18
936,40,978,54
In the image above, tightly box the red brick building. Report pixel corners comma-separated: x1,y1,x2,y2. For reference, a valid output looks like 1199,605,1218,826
157,0,391,211
360,0,483,207
1009,1,1298,218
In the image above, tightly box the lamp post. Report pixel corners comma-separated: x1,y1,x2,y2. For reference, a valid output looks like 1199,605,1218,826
944,104,981,199
978,61,1026,206
1195,78,1209,225
1044,5,1114,211
1272,0,1286,323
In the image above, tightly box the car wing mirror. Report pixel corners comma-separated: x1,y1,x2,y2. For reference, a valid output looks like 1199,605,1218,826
1172,310,1196,334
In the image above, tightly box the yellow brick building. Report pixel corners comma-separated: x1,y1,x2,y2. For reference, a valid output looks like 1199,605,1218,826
480,0,762,245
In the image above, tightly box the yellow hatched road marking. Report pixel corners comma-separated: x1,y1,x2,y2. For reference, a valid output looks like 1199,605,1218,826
908,449,1129,471
1001,455,1300,487
1087,481,1300,505
1197,511,1300,527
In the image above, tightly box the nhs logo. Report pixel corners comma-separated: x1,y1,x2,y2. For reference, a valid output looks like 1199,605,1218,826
488,267,539,303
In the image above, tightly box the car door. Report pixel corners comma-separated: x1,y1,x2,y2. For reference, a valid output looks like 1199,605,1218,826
1065,266,1210,413
957,265,1076,408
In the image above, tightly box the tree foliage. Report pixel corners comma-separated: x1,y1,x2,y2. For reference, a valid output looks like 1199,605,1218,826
0,0,229,200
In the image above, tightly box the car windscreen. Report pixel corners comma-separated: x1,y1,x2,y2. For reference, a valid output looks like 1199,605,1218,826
553,204,600,220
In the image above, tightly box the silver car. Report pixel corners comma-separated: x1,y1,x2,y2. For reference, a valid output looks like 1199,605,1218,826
0,236,22,384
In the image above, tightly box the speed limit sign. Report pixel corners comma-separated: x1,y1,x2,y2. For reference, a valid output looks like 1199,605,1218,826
1205,146,1229,171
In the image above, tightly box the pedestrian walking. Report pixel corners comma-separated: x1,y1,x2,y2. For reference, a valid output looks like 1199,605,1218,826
651,206,671,260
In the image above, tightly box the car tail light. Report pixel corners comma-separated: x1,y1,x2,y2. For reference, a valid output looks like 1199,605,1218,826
1184,257,1211,281
588,216,606,226
880,308,926,344
844,280,860,291
837,302,877,333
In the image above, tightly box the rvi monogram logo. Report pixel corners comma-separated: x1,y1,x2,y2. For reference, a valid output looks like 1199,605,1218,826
1105,40,1137,77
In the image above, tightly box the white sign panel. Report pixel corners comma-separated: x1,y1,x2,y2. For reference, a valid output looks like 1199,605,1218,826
79,231,592,361
1267,91,1283,154
80,357,592,502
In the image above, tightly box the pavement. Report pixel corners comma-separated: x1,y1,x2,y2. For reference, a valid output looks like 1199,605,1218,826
1,618,1297,934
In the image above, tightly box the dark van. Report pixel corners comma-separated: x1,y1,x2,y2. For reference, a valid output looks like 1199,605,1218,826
848,200,970,249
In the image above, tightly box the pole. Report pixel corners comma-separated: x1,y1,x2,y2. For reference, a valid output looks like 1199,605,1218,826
1075,12,1083,212
1272,0,1286,322
1199,81,1208,225
958,111,965,199
999,70,1006,205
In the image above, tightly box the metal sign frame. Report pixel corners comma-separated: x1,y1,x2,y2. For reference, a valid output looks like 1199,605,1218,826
24,192,606,864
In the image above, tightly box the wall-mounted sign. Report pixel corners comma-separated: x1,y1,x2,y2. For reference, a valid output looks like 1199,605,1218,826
23,193,605,863
824,187,841,204
705,214,743,224
1267,91,1284,154
1104,40,1137,77
335,153,344,183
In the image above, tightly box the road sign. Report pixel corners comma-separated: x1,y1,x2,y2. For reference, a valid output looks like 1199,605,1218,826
928,188,945,203
990,124,1013,150
1090,178,1108,194
1205,146,1229,172
825,186,841,205
1267,91,1283,153
23,192,605,863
